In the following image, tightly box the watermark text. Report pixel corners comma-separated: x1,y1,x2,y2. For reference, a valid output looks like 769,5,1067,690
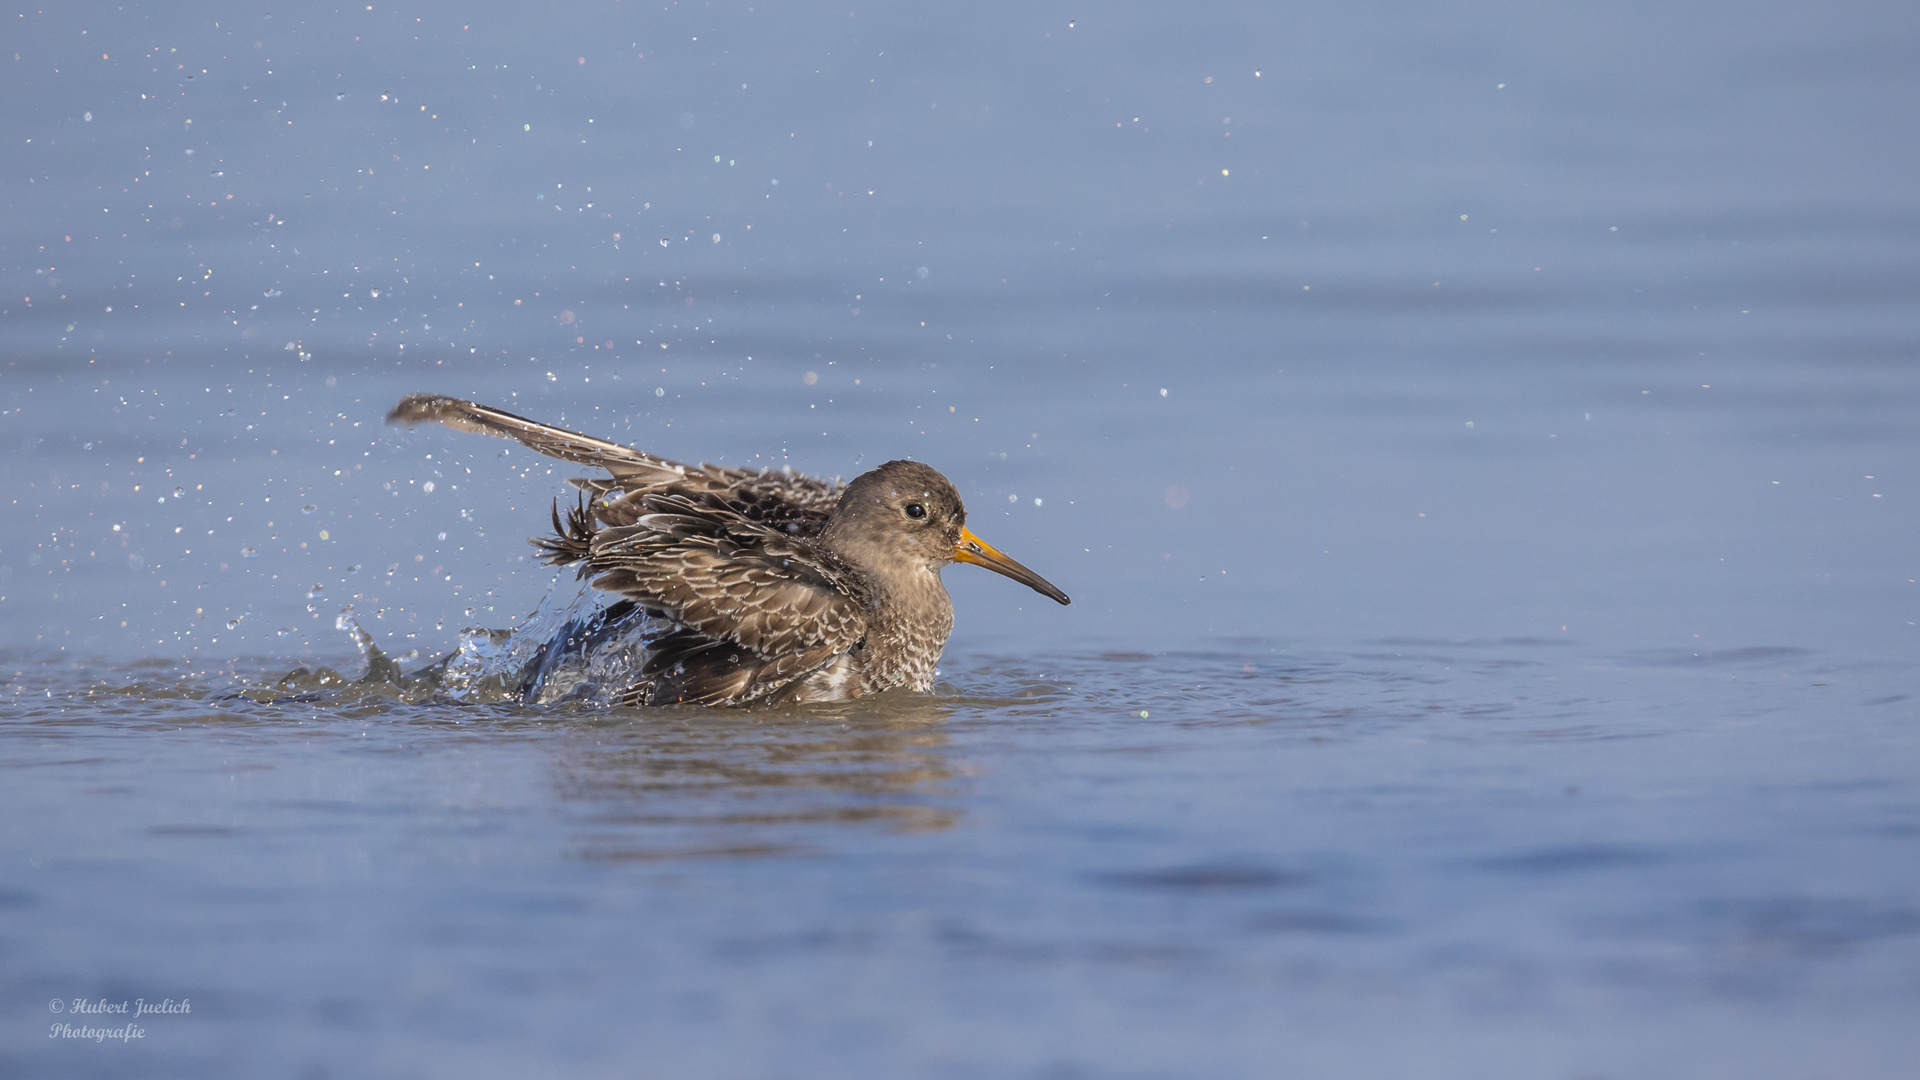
49,997,190,1018
49,1022,145,1043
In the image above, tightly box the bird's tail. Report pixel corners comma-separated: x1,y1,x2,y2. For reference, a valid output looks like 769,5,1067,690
532,494,597,570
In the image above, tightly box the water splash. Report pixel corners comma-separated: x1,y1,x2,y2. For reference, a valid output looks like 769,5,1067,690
516,599,654,705
435,576,653,705
336,612,406,685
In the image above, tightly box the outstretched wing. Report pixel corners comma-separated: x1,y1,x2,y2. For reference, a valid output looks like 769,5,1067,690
549,493,872,706
388,393,844,530
387,393,694,481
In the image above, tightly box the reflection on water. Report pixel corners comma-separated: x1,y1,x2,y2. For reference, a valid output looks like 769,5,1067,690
305,597,967,856
3,639,1919,1074
45,632,973,860
552,705,961,862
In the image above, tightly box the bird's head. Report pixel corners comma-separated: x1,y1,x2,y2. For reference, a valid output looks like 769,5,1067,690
823,460,1069,605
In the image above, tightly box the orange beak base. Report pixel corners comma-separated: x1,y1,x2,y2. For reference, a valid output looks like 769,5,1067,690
953,527,1071,605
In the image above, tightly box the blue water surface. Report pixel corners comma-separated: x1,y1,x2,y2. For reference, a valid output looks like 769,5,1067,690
3,1,1918,1076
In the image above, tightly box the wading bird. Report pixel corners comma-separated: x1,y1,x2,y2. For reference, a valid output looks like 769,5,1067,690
387,394,1070,706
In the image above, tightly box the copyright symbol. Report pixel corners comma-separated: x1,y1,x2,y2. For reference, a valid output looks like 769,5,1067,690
48,999,64,1013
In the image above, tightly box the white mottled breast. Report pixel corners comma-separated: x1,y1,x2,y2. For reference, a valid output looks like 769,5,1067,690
785,567,955,702
787,653,861,703
859,566,955,694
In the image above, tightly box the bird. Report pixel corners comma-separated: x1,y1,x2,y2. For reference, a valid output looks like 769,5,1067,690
386,394,1070,707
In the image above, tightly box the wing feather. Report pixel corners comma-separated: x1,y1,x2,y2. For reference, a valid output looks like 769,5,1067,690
589,495,868,657
388,394,845,530
386,393,695,482
580,494,871,704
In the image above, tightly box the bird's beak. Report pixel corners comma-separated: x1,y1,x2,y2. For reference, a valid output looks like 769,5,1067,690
954,527,1071,605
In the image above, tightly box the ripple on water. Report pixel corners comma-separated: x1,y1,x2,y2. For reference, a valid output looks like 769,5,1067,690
2,630,1917,1075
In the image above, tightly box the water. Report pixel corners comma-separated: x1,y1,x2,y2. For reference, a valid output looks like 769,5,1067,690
4,1,1919,1075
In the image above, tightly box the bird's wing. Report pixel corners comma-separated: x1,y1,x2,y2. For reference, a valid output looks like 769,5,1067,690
572,467,842,532
386,393,695,484
696,463,846,514
388,394,845,522
563,493,872,705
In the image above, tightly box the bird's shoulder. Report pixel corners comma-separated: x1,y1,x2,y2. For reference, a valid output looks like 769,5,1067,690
583,491,874,657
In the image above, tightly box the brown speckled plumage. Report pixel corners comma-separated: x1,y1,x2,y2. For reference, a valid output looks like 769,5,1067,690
387,394,1070,707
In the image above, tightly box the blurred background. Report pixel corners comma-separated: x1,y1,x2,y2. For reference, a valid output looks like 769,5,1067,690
4,0,1915,662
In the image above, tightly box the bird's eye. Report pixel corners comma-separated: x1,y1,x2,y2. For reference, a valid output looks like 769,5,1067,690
904,503,927,520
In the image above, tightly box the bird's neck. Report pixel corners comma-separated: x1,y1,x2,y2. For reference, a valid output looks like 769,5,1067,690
860,565,955,693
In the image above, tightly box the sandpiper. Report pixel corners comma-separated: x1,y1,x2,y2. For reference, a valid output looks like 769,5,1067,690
386,394,1070,706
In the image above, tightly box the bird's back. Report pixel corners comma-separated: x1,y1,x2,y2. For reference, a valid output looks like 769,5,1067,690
569,463,843,535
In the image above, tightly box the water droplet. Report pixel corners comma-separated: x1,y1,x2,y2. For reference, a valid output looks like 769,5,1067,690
172,486,185,498
302,504,316,514
654,387,665,397
711,233,721,243
241,547,258,559
225,618,241,629
307,584,324,599
277,627,294,637
659,237,670,247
